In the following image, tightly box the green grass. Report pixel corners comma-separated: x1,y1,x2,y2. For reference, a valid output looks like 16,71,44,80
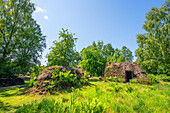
0,77,170,113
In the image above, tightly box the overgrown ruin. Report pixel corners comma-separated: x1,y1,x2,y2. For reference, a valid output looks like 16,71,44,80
104,62,147,82
28,66,86,94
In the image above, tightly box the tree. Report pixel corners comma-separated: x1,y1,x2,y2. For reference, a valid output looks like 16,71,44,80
107,46,133,63
80,48,106,76
121,46,133,62
103,43,114,57
107,48,122,63
135,0,170,74
0,0,46,78
46,28,78,66
80,41,113,76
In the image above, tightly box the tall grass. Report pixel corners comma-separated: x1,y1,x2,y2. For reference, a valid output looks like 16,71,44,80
16,80,170,113
16,88,107,113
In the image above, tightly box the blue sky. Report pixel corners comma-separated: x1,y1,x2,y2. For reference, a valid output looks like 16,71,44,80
31,0,165,65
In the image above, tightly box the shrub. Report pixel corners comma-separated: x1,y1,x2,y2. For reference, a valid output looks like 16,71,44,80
108,76,113,81
118,78,126,83
29,77,39,87
30,66,44,77
137,75,159,85
130,79,136,83
33,81,39,87
156,74,170,82
148,74,159,84
45,68,89,91
0,60,17,78
29,78,35,87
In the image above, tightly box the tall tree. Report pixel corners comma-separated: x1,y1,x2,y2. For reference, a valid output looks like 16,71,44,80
121,46,133,62
46,28,78,66
0,0,46,77
103,43,114,57
80,41,113,76
80,48,106,76
135,0,170,74
107,47,133,63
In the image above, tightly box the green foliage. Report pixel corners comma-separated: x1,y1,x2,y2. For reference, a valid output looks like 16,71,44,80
29,77,39,87
80,46,106,76
135,0,170,74
137,75,159,85
1,77,170,113
30,65,44,77
80,41,120,76
118,78,126,83
130,79,136,83
107,46,133,63
46,28,79,66
148,74,159,84
33,81,39,87
112,84,123,92
157,64,170,75
156,74,170,82
105,76,124,83
0,60,17,78
125,85,134,93
16,89,107,113
0,0,46,78
29,78,35,87
46,68,89,91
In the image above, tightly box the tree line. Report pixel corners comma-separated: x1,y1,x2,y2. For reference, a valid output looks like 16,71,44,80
0,0,169,78
46,29,133,76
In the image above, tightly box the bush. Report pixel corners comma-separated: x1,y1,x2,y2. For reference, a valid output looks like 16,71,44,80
137,75,159,85
105,76,126,83
46,68,89,91
148,74,159,84
0,59,17,78
156,74,170,82
33,81,39,87
29,78,35,87
30,66,44,77
118,78,126,83
130,79,136,83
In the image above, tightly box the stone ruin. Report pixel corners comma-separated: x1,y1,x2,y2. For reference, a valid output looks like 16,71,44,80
27,66,85,94
104,62,147,82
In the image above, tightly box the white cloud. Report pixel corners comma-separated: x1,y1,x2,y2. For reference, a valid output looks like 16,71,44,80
35,7,47,13
44,15,48,20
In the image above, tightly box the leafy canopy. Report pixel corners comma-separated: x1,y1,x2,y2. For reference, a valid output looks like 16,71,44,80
107,46,133,63
0,0,46,78
80,41,113,76
135,0,170,74
46,28,78,66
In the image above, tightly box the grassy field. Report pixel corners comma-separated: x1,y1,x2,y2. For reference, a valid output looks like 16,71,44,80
0,77,170,113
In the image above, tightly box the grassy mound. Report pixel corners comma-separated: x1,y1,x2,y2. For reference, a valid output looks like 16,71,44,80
28,66,89,94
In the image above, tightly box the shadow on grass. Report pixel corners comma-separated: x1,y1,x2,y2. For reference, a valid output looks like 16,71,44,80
89,77,100,82
0,87,28,97
49,82,96,95
0,100,21,112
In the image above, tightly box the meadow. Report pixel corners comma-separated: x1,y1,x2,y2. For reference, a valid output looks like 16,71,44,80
0,77,170,113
